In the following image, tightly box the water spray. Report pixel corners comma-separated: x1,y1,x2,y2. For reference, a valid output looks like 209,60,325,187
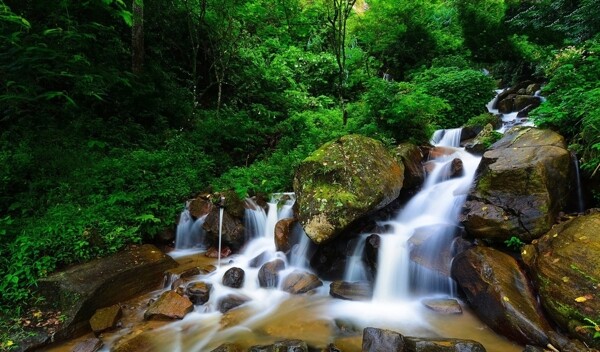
217,196,225,268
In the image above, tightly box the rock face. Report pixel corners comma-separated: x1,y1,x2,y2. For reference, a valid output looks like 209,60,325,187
144,290,194,320
294,135,404,244
204,207,245,250
89,304,122,333
461,127,571,242
281,270,323,294
522,212,600,348
275,218,297,253
36,245,177,339
451,246,552,346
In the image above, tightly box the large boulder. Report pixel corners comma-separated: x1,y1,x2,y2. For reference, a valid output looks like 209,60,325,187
204,207,245,250
294,135,404,244
392,142,425,191
522,212,600,348
36,245,177,340
461,127,571,243
451,246,553,347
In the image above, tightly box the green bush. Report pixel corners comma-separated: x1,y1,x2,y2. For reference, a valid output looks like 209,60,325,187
410,66,497,128
362,78,448,144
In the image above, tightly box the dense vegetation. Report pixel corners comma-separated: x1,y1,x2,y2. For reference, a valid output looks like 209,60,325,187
0,0,599,346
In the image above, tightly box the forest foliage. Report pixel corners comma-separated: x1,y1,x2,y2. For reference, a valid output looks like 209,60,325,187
0,0,599,332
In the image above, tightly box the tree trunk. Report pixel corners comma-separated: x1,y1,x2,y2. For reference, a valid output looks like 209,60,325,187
132,0,144,74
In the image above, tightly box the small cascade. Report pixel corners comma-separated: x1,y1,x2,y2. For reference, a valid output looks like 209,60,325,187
344,234,369,282
174,208,207,251
289,227,313,269
488,89,539,133
244,198,267,240
372,129,482,301
572,153,586,213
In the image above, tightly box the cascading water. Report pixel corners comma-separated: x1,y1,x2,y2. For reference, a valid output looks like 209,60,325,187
372,128,481,300
572,153,586,213
174,207,207,251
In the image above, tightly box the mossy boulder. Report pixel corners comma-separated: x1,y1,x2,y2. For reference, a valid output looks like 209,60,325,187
522,211,600,348
294,135,404,244
392,142,425,190
461,127,571,243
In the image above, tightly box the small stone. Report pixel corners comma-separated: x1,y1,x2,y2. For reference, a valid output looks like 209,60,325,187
281,270,323,294
185,281,212,305
222,267,245,288
258,259,286,288
421,298,463,314
217,294,250,313
89,304,122,333
72,338,103,352
144,290,193,320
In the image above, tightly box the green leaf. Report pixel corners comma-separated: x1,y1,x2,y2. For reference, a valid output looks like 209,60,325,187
118,10,133,26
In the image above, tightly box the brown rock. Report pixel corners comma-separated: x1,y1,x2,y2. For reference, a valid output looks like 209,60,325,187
451,246,552,346
281,270,323,294
329,281,372,301
429,146,457,159
204,208,245,250
89,304,122,333
421,298,462,314
188,196,213,219
144,290,193,320
36,244,177,340
362,327,404,352
258,259,286,288
514,95,541,111
404,336,486,352
393,142,425,190
222,267,245,288
522,212,600,348
72,338,103,352
185,281,212,305
275,218,297,253
217,293,250,313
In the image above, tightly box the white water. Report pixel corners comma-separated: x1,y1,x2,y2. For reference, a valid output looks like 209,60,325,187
174,208,207,251
572,153,586,213
489,89,538,133
372,128,481,300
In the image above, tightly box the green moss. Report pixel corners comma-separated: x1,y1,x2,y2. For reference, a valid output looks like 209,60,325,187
570,264,600,284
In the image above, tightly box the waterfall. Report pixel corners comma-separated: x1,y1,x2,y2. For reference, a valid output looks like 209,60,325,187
344,234,369,282
572,153,586,213
174,209,207,250
373,129,481,301
244,198,267,240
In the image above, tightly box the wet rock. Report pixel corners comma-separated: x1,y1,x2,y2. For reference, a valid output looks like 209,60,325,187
36,244,177,340
89,304,122,333
408,225,458,277
428,146,456,159
449,158,464,179
281,270,323,294
275,218,297,253
144,290,194,320
362,327,404,352
185,281,212,305
72,338,103,352
222,267,245,288
494,81,534,109
461,127,571,242
393,143,425,191
404,337,486,352
294,134,404,244
364,234,380,277
271,339,308,352
451,246,552,346
249,251,270,268
421,298,462,315
188,195,213,219
329,281,372,301
464,124,498,155
204,207,245,250
258,259,286,288
526,83,541,95
497,95,515,113
210,343,242,352
111,332,158,352
521,212,600,349
217,293,250,313
205,246,232,258
514,95,541,112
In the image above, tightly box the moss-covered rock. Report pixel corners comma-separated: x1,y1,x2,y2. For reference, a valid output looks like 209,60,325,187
392,142,424,191
522,211,600,348
294,135,404,244
461,127,571,243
